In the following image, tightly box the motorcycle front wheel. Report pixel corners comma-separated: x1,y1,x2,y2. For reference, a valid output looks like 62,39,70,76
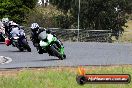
49,45,65,60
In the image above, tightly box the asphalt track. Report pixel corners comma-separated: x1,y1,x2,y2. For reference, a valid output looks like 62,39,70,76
0,42,132,69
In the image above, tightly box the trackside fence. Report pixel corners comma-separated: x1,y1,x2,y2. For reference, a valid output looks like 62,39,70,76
22,27,113,42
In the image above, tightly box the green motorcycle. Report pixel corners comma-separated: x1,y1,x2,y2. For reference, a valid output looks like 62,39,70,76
39,31,66,60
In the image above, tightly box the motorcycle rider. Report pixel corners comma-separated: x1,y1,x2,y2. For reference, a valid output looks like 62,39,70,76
0,21,5,41
5,21,23,46
0,21,5,34
9,22,24,37
2,18,20,37
30,23,44,54
10,22,25,47
2,18,12,45
30,23,62,54
1,17,10,37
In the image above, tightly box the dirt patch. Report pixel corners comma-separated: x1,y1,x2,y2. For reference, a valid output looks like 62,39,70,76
0,65,132,77
0,70,20,77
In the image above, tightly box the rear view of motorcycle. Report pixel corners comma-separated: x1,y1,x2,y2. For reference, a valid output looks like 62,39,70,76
39,31,66,60
10,27,31,52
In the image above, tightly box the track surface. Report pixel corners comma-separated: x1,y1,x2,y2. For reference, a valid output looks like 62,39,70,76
0,42,132,69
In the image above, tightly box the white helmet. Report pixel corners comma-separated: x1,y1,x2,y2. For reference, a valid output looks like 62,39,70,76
2,18,9,23
31,23,39,29
9,21,18,26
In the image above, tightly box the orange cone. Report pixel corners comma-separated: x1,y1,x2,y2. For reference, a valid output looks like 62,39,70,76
78,66,86,76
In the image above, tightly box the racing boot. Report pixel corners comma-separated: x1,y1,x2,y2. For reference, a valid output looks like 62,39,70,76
37,46,47,54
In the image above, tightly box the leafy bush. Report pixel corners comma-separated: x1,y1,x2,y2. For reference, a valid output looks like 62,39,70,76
0,0,37,24
50,0,132,39
25,5,72,28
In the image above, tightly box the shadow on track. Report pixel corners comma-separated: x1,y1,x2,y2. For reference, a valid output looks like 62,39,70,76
7,50,30,53
31,58,60,62
0,42,5,44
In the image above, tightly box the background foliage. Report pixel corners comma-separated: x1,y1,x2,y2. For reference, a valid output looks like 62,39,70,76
0,0,38,24
25,5,63,28
50,0,132,38
0,0,131,39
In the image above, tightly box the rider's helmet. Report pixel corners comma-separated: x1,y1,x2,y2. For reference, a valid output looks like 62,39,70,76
9,21,18,28
2,17,9,23
2,18,9,28
9,21,18,26
30,23,39,33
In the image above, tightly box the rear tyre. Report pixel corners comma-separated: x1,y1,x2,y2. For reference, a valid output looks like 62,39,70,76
38,49,43,54
18,48,24,52
26,45,31,52
63,54,66,59
22,39,31,52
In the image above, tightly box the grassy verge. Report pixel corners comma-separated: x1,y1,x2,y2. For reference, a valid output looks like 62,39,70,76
0,65,132,88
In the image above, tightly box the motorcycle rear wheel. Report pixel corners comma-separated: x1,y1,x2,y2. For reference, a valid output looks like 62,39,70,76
18,48,24,52
22,39,31,52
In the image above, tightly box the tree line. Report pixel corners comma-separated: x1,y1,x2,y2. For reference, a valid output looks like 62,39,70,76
0,0,37,24
50,0,132,38
0,0,132,38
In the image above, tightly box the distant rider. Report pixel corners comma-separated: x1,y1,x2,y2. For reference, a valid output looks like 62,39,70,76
0,21,5,34
2,18,20,37
4,21,23,46
1,17,10,37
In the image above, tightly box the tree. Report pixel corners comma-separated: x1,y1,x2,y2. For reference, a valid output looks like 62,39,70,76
21,0,38,9
50,0,132,38
0,0,38,24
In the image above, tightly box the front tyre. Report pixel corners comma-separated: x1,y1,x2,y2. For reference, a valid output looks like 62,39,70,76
63,54,66,59
49,45,64,60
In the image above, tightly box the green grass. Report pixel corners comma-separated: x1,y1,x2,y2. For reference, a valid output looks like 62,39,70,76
0,66,132,88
